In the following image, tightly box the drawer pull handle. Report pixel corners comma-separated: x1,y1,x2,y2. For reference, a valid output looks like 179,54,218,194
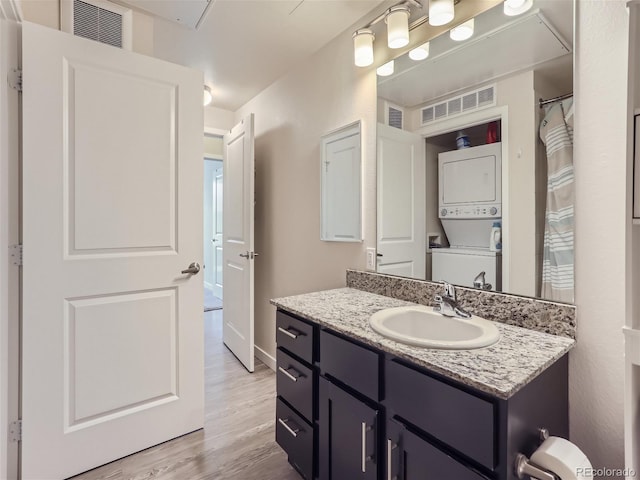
387,439,398,480
278,326,302,339
278,417,300,438
278,366,302,382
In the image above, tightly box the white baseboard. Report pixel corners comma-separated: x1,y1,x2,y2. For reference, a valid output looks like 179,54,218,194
255,345,276,371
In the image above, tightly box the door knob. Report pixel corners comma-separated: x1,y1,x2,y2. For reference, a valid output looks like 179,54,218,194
239,252,250,259
211,239,217,243
181,262,200,275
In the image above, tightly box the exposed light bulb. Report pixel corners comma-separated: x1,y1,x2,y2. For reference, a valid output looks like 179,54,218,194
376,60,394,77
429,0,455,26
203,85,213,106
353,29,375,67
386,6,410,49
409,42,430,61
450,18,474,41
504,0,533,16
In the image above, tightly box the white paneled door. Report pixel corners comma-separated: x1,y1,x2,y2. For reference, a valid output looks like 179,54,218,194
222,115,255,372
377,123,426,280
21,22,204,479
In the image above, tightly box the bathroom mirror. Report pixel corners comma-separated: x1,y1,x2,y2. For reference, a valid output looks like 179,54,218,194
321,121,362,242
375,0,574,301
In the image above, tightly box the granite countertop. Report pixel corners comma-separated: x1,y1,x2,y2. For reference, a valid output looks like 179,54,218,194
271,288,575,400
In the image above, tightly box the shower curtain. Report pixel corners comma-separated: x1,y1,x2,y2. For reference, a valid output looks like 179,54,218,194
540,98,574,303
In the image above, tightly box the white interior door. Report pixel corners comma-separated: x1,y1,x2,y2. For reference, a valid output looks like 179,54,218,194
21,22,204,479
377,123,426,279
213,164,224,298
222,115,255,372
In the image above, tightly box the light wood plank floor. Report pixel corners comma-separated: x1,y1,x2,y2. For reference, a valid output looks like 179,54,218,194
71,310,301,480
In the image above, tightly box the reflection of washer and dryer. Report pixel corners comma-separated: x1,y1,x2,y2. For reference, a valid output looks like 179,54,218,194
431,142,502,291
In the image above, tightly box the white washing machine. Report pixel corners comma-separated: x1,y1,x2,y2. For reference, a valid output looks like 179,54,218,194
431,248,502,291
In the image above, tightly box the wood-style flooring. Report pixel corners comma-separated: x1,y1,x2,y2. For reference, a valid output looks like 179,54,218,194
71,310,300,480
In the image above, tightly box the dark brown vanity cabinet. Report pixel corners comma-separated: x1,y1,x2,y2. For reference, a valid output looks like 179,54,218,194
274,308,569,480
275,310,318,480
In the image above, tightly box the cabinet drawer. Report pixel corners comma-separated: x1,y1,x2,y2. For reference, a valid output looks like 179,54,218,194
276,310,314,364
276,397,314,480
320,329,379,401
277,348,314,421
386,359,496,470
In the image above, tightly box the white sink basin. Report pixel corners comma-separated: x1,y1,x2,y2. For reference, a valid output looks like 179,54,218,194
369,305,500,349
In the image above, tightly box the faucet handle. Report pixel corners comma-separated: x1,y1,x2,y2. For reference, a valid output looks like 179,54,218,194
443,282,456,300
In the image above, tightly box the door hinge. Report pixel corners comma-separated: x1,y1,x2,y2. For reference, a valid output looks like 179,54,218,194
9,244,22,266
8,68,22,92
9,420,21,442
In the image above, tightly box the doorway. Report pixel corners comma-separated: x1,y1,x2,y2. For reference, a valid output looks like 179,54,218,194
204,132,224,311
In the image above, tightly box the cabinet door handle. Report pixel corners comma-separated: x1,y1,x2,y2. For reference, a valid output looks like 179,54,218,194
387,439,398,480
278,326,301,339
278,417,300,438
362,422,367,473
278,366,301,382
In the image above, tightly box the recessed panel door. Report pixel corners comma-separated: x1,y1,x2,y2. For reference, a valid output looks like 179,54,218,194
21,22,203,479
377,123,426,279
222,115,255,372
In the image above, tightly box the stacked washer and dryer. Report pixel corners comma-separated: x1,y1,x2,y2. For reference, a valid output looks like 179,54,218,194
431,142,502,291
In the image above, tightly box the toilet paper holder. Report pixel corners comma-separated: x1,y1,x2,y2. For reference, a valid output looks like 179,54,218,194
515,428,560,480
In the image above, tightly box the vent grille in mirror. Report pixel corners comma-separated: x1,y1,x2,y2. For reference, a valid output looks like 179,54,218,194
421,84,497,126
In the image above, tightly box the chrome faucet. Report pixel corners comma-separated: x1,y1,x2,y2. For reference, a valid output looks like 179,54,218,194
473,271,492,290
434,282,472,319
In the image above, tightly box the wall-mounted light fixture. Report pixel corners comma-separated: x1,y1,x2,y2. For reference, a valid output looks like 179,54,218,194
450,18,474,41
428,0,455,26
409,41,430,61
503,0,533,16
203,85,213,106
353,0,431,67
376,60,395,76
386,5,411,48
353,29,375,67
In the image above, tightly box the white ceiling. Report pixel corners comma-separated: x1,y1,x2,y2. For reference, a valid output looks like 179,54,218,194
138,0,387,111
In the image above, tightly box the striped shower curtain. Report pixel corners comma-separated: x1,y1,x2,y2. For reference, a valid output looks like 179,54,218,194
540,99,574,303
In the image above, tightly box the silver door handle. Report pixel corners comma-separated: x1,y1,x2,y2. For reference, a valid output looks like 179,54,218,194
278,418,300,438
181,262,200,275
239,252,250,258
387,439,398,480
278,366,301,382
361,422,373,473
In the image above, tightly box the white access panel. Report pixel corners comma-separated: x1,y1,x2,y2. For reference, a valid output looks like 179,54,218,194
431,248,501,291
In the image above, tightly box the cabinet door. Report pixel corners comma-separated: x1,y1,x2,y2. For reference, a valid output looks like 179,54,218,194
319,377,379,480
387,419,489,480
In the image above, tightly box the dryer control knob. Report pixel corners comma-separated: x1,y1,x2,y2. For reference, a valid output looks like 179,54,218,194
441,208,447,216
489,207,498,215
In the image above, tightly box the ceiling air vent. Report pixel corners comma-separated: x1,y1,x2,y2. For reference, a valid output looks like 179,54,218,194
61,0,132,50
421,84,497,126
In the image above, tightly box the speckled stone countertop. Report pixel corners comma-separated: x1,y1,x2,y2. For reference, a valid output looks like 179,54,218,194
271,288,574,399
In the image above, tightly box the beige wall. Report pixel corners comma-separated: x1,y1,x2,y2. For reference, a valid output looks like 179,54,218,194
235,27,376,364
204,105,234,132
572,0,626,471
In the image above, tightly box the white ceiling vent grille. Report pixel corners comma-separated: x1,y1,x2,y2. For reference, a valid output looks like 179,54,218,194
421,84,497,126
62,0,133,50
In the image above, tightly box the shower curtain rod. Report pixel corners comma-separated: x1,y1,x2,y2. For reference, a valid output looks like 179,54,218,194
539,93,573,109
